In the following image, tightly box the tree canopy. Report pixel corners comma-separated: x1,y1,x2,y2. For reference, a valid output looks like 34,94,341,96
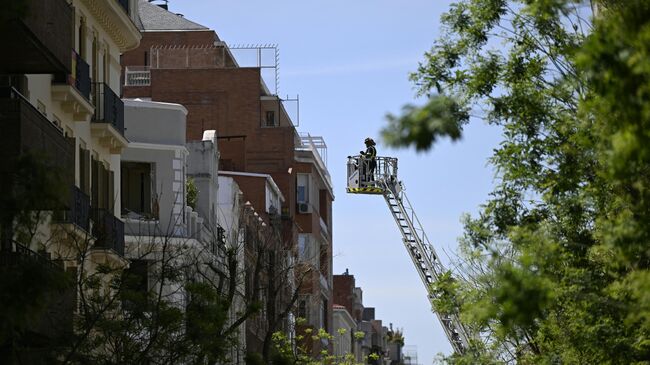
383,0,650,363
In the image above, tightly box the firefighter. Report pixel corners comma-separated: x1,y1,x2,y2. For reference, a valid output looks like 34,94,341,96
360,137,377,183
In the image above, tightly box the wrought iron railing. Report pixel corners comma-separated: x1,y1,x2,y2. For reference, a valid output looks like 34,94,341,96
92,209,125,256
92,82,125,136
54,185,91,232
73,50,91,100
0,242,62,271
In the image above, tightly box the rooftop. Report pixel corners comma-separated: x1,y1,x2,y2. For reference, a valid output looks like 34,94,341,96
137,0,209,31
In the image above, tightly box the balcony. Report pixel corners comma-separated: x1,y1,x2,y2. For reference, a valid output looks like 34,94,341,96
52,51,94,121
0,0,73,74
73,52,92,100
91,83,128,153
0,242,75,352
0,242,62,271
54,186,91,233
92,83,124,134
0,88,75,200
124,66,151,86
92,209,125,257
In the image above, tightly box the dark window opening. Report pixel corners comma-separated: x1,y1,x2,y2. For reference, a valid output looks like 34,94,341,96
121,161,154,218
91,158,114,212
122,259,150,311
265,110,276,127
298,299,307,320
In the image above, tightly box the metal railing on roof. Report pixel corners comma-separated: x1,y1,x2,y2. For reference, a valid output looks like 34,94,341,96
297,133,328,166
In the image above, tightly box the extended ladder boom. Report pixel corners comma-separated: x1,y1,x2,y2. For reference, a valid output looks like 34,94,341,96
346,155,473,354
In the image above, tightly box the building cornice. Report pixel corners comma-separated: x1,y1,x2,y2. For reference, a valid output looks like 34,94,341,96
80,0,141,52
127,142,188,153
124,98,188,114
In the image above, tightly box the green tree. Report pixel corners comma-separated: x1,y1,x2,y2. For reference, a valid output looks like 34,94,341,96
268,323,365,365
383,0,650,363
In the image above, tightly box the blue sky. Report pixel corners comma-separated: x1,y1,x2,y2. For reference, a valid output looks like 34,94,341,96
171,1,503,362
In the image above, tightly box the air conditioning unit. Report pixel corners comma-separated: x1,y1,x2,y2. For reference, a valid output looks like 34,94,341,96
297,202,311,214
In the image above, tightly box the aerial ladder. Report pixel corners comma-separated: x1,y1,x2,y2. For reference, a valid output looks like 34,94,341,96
346,155,473,354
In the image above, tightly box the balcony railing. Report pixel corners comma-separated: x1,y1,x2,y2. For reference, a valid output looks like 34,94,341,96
73,51,92,100
54,185,91,232
0,242,62,271
92,209,125,256
0,0,73,74
0,87,75,198
124,66,151,86
92,83,125,136
0,242,74,345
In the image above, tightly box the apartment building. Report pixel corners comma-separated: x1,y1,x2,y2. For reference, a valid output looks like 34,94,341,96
1,0,140,258
333,304,358,359
1,0,140,360
121,0,335,356
334,270,405,364
294,135,335,345
120,100,254,363
122,99,196,238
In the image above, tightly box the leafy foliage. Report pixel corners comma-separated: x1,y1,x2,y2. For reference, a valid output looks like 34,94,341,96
383,96,469,151
385,0,650,363
186,177,198,210
269,323,364,365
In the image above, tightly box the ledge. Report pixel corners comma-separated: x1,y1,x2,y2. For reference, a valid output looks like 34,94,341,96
51,84,94,121
91,123,129,153
88,248,129,268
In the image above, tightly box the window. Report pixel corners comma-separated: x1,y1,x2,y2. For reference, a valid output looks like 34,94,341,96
91,157,114,212
297,174,309,203
121,161,155,217
298,299,307,320
265,110,276,127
